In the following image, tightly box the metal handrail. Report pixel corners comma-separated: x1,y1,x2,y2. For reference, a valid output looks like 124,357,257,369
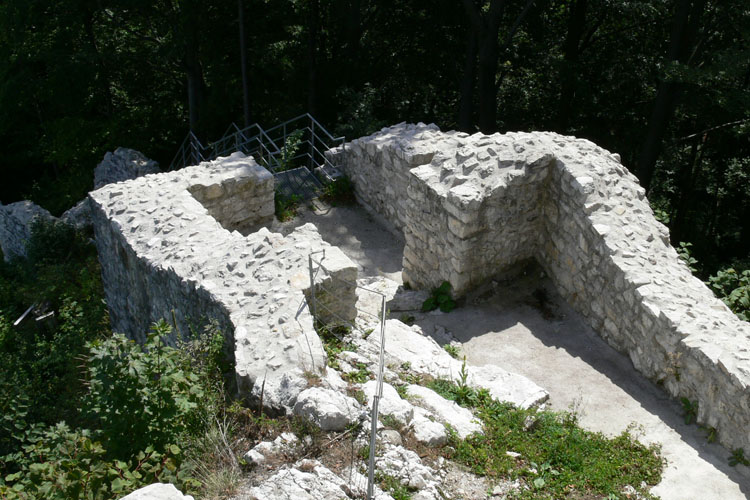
167,114,344,176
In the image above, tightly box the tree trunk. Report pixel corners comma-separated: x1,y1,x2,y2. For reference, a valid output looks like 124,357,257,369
82,7,114,115
557,0,588,132
307,0,320,115
637,0,705,191
671,135,704,243
458,25,478,132
477,0,505,133
238,0,250,127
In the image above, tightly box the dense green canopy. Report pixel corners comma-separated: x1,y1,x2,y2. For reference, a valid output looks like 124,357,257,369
0,0,747,273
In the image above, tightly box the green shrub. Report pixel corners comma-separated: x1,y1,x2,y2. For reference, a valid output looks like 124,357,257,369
421,281,456,313
0,423,193,500
430,375,663,499
708,267,750,321
84,320,213,459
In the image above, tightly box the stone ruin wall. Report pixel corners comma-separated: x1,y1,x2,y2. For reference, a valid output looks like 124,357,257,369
328,123,750,453
89,153,358,413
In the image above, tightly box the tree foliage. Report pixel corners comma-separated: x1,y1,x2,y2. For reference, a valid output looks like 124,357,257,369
0,0,746,269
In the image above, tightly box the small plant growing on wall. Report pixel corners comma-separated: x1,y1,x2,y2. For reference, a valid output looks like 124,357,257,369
422,281,456,313
274,190,301,222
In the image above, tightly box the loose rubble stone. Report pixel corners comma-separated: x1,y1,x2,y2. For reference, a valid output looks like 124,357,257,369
293,387,363,431
406,384,481,439
329,123,750,454
410,408,448,447
0,201,55,261
376,444,442,499
356,319,548,409
249,459,364,500
362,381,415,426
95,147,160,189
89,153,358,413
118,483,194,500
243,432,299,466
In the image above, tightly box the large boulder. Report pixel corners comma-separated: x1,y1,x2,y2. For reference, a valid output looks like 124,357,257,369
94,147,160,189
0,201,55,261
292,387,363,431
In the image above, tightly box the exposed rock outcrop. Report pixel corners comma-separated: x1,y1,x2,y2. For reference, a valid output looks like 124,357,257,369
0,200,55,261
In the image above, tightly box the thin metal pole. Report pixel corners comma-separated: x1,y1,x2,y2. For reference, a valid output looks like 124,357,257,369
310,119,316,169
367,295,387,500
308,254,317,321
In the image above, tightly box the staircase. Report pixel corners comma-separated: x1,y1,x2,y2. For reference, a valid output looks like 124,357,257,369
168,114,345,200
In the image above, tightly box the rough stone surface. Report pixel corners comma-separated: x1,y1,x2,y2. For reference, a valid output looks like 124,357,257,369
0,201,55,261
362,381,415,426
330,123,750,453
249,459,364,500
376,444,442,500
243,432,299,466
118,483,194,500
89,152,358,413
356,319,548,409
292,387,362,431
60,198,93,229
95,147,160,189
410,408,448,447
406,384,481,439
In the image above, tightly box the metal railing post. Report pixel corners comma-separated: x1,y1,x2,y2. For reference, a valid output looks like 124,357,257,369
366,295,387,500
310,119,316,170
308,255,317,321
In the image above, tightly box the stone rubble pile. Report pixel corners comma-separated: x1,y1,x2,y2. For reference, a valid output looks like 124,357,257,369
89,152,358,414
329,123,750,454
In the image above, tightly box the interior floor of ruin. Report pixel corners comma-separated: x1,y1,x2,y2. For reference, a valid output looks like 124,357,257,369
280,200,750,500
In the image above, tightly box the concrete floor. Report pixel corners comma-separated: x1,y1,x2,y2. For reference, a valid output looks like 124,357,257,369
276,202,750,500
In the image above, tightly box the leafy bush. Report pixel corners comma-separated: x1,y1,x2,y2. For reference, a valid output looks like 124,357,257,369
0,321,224,498
421,281,456,313
708,267,750,321
0,221,108,429
83,320,210,459
0,423,193,500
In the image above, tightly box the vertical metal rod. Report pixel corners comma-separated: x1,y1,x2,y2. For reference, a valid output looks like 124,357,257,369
367,295,387,500
310,119,316,170
308,254,317,321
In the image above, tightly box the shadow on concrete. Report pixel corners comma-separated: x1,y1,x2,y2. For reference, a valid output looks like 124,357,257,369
413,265,750,499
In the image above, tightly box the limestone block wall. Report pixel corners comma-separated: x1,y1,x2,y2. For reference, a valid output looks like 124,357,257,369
188,168,274,233
330,124,750,453
326,123,456,232
538,137,750,452
90,152,358,413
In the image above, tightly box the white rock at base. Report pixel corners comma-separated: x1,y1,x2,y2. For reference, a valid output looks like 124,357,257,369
249,460,354,500
363,381,414,425
293,387,362,431
406,384,482,439
410,408,447,447
118,483,194,500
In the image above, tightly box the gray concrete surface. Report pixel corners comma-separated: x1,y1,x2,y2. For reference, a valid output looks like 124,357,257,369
280,202,750,500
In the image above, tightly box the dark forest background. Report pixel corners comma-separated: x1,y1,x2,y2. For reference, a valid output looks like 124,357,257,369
0,0,748,276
